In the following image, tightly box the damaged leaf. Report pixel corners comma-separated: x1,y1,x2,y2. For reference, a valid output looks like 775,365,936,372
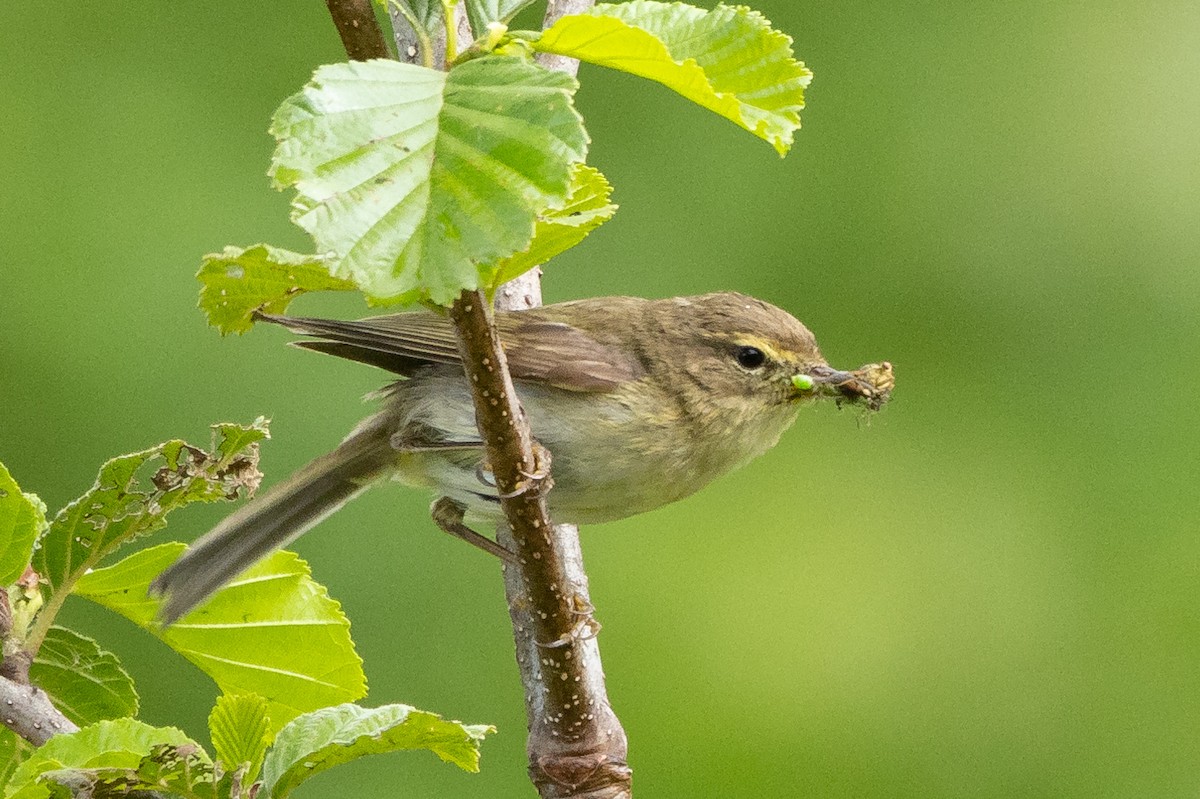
465,0,539,39
6,719,208,799
29,419,270,647
197,245,356,335
0,729,30,791
35,742,217,799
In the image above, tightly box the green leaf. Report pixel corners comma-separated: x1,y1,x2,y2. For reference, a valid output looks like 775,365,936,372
209,693,270,786
31,419,269,600
269,56,588,305
534,1,811,155
0,463,46,586
5,718,206,799
75,544,365,732
212,419,271,464
465,0,537,38
197,245,356,335
35,743,217,799
0,730,31,791
29,627,138,727
260,703,494,798
389,0,443,37
491,163,617,288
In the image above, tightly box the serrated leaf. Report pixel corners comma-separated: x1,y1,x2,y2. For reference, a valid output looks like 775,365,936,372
75,544,365,732
5,718,205,799
31,420,268,600
29,627,138,727
535,1,811,155
35,742,217,799
491,163,617,288
269,56,588,306
209,693,270,786
0,463,46,586
465,0,538,38
213,418,271,464
260,703,494,798
197,246,356,335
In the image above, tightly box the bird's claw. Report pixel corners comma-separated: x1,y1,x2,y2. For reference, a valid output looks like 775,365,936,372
537,595,602,648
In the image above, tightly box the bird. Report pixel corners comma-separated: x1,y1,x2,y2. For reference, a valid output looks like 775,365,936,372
151,292,893,623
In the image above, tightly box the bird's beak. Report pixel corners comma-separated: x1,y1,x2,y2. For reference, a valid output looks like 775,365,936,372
792,362,895,411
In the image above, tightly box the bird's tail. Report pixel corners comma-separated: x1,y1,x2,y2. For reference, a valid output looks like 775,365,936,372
150,422,393,624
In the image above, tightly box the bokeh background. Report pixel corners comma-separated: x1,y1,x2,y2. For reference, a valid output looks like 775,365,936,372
3,1,1200,796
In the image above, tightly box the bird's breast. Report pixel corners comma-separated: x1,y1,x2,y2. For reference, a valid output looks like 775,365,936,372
385,372,798,526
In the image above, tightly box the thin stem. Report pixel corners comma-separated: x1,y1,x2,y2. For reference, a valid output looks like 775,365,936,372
441,0,460,65
24,546,108,656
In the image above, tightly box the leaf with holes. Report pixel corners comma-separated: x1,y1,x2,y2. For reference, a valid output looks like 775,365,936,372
31,419,268,601
29,627,138,727
534,1,811,155
269,56,588,305
5,719,207,799
198,245,355,335
75,544,364,732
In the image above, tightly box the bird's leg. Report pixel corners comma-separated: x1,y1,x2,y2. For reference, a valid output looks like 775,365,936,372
396,429,521,563
537,594,602,648
430,496,519,564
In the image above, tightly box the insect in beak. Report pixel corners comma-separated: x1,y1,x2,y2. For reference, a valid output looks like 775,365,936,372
793,362,895,411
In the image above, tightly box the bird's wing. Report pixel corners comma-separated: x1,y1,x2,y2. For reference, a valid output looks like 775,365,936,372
257,311,644,393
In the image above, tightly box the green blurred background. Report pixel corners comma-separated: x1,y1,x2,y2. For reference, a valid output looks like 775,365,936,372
3,1,1199,796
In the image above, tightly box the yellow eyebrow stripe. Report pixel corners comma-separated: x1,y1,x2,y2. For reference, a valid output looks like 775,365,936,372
730,336,787,362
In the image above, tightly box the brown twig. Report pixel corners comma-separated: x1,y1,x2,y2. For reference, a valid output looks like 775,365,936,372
493,1,632,793
468,0,631,791
452,288,630,797
324,0,391,60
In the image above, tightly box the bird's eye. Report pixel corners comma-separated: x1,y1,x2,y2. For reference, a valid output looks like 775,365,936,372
734,346,767,370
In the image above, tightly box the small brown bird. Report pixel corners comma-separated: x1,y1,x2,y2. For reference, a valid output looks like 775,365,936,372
152,292,892,622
